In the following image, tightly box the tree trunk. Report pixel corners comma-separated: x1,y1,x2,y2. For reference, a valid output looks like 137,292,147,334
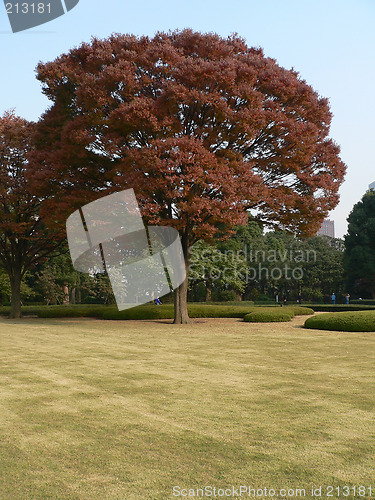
10,269,22,319
173,233,190,324
174,273,190,324
205,281,212,302
63,283,70,304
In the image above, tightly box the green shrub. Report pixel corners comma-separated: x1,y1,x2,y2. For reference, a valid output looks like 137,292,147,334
0,305,51,317
0,304,113,318
216,290,241,302
286,306,314,316
37,305,110,318
0,302,313,321
2,303,258,320
188,305,253,318
244,309,294,323
102,304,253,320
101,305,174,320
308,304,375,312
304,311,375,332
203,300,254,306
255,294,274,302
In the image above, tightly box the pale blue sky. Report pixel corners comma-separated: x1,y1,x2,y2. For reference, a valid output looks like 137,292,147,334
1,0,374,237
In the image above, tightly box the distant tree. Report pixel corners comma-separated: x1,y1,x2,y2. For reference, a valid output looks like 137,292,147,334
0,268,11,302
190,223,346,304
344,190,375,298
0,267,34,305
34,249,115,305
189,239,247,301
0,112,63,318
34,30,346,323
302,236,345,302
36,266,66,305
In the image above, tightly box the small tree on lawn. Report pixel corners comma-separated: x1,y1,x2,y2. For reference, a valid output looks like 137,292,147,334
0,112,63,318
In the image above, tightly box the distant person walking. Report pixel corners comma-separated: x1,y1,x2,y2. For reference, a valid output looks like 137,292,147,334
345,293,350,305
331,293,336,305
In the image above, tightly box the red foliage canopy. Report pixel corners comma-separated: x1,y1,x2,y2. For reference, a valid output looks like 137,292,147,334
34,30,346,248
0,112,63,317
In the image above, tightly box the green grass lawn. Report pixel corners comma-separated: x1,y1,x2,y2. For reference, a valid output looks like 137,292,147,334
0,316,374,499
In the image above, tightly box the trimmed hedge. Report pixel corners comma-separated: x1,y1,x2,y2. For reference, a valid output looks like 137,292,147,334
244,309,293,323
102,304,255,320
0,304,113,318
0,305,44,317
37,305,112,318
206,300,254,306
101,305,173,320
101,304,315,321
307,304,375,312
243,306,313,323
287,306,314,316
304,311,375,332
0,303,314,321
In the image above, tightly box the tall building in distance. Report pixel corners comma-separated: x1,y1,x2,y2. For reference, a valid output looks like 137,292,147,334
316,219,335,238
369,181,375,191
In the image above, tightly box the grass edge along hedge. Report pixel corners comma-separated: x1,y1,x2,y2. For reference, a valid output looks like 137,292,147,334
304,310,375,332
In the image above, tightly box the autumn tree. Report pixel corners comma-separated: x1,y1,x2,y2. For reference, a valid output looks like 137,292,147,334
34,30,346,323
344,190,375,298
0,112,63,318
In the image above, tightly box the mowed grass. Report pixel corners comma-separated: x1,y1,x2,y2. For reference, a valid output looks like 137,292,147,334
0,316,374,499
